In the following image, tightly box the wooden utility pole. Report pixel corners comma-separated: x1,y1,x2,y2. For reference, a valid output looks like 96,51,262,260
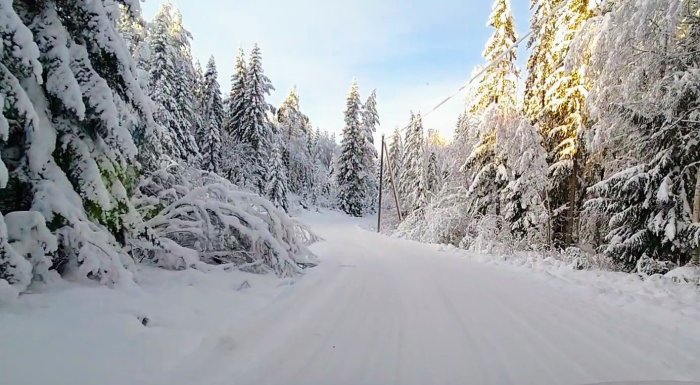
377,135,385,233
376,135,403,232
384,138,403,222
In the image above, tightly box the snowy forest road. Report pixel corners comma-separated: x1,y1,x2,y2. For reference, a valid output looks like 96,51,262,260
158,212,700,385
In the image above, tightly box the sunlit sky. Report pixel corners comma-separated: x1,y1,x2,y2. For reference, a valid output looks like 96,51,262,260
140,0,531,142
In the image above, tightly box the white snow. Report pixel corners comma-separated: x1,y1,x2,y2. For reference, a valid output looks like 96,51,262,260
2,210,700,385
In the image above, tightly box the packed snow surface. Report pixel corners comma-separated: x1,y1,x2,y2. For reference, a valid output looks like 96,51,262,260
2,210,700,385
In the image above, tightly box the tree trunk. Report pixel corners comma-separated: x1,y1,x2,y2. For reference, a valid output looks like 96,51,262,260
692,166,700,265
566,158,578,246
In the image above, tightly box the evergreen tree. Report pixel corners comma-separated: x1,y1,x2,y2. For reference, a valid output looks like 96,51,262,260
117,4,149,82
387,127,404,205
361,90,380,213
225,48,247,139
524,0,564,123
277,87,314,203
584,0,700,269
470,0,519,113
426,152,442,197
198,57,223,173
170,8,201,165
146,3,200,165
0,0,159,291
266,144,289,211
501,118,549,243
539,0,595,246
461,0,520,222
399,113,427,214
240,44,275,193
337,81,371,217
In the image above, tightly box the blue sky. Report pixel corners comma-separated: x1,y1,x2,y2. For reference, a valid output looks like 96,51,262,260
141,0,531,141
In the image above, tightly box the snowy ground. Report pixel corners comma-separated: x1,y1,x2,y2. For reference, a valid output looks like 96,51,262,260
2,210,700,385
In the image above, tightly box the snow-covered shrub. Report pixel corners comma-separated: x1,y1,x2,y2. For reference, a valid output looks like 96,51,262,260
395,184,470,246
0,214,32,295
133,164,317,276
564,247,590,271
665,265,700,285
460,214,513,255
635,254,677,276
4,212,57,285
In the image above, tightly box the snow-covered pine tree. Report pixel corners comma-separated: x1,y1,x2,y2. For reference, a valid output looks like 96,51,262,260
538,0,595,246
470,0,519,114
117,4,149,85
170,8,202,167
399,113,427,214
462,0,519,222
385,126,404,210
337,81,371,217
584,0,700,269
500,118,549,244
198,57,223,173
361,90,380,213
0,0,161,292
224,48,247,140
266,143,289,211
388,127,404,179
524,0,564,123
240,44,275,193
146,3,200,165
277,87,314,203
426,152,442,197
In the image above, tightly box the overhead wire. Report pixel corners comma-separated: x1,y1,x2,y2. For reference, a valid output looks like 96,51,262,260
399,0,572,129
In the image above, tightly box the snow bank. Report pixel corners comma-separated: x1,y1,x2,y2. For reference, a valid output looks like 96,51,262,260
435,245,700,322
0,266,295,385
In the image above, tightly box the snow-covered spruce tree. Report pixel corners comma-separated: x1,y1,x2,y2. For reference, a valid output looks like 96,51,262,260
218,56,252,186
170,7,202,167
276,87,314,204
361,90,380,213
240,44,275,193
308,129,339,207
399,113,427,215
224,48,247,142
470,0,519,114
117,5,149,87
197,57,223,173
461,106,509,220
524,0,564,123
146,3,200,165
337,81,372,217
538,0,595,246
0,0,166,291
388,127,404,182
461,0,519,227
266,143,289,211
425,152,442,198
500,118,549,245
584,0,700,269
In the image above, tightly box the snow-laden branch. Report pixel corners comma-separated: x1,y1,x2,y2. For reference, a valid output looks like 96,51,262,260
133,164,318,276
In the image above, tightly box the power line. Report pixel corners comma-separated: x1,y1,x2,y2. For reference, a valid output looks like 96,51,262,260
400,0,571,130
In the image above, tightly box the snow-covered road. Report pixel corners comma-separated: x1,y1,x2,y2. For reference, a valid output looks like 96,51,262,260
156,211,700,385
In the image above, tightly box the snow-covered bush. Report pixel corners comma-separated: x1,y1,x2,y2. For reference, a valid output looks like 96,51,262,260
564,247,590,271
460,214,513,255
635,254,677,276
395,184,470,246
4,212,57,285
133,164,318,276
665,266,700,285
